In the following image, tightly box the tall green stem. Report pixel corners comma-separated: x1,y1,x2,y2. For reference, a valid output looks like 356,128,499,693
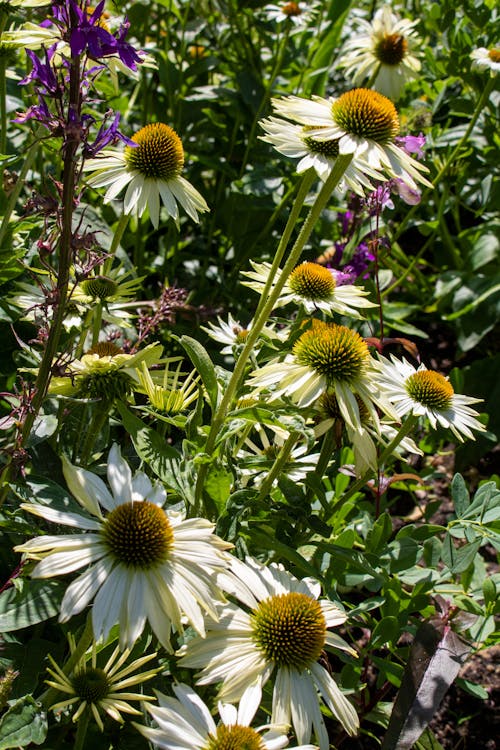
193,156,353,510
255,431,300,502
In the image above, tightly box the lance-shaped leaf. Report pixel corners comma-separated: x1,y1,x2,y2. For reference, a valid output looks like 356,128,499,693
381,619,471,750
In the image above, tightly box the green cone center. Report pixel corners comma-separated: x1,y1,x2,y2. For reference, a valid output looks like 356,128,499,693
103,500,174,568
251,592,326,669
405,370,454,409
332,88,399,143
125,123,184,180
289,262,336,301
206,724,265,750
374,33,408,65
80,276,118,300
293,322,369,384
71,667,110,703
302,126,340,159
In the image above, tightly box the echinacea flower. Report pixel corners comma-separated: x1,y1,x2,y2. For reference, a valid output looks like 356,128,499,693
376,356,486,441
179,557,359,750
242,260,377,318
84,123,209,228
470,46,500,73
248,319,396,433
202,313,282,356
259,116,384,194
48,342,163,401
135,360,200,420
15,445,234,649
264,2,318,26
46,636,159,731
135,682,316,750
337,5,421,100
271,90,432,191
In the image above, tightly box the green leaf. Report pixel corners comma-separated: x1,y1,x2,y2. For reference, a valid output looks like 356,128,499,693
441,534,481,573
483,576,497,607
366,513,393,553
414,728,446,750
179,336,219,411
0,581,66,633
451,473,470,517
371,616,400,648
205,465,231,512
455,677,489,700
0,696,47,749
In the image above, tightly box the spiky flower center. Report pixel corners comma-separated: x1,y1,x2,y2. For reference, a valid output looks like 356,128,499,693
302,125,340,158
318,390,370,424
405,370,454,410
289,262,336,301
78,360,132,401
86,342,123,358
206,724,265,750
71,667,110,703
332,88,399,143
125,123,184,180
282,2,301,16
293,322,369,384
102,501,174,568
488,48,500,63
251,592,326,669
374,33,408,65
233,326,249,344
80,276,118,300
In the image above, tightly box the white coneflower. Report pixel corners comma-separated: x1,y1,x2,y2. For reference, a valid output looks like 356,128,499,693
376,356,485,442
470,46,500,73
15,445,235,650
202,313,281,356
337,5,421,100
84,123,209,228
264,2,318,26
242,260,377,318
248,319,396,433
46,637,159,731
259,116,384,194
135,682,316,750
179,557,359,750
271,90,432,190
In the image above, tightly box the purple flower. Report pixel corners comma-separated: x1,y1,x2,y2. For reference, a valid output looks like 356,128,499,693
108,20,143,71
21,47,59,95
83,111,137,156
395,133,426,159
394,179,422,205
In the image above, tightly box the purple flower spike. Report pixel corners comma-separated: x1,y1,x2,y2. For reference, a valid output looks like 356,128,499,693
21,48,59,95
84,111,137,156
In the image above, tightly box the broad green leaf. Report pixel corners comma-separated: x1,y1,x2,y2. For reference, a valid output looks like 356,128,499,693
205,465,231,512
451,473,469,517
371,616,399,648
0,581,66,633
179,335,219,411
441,533,481,573
0,696,46,749
366,513,393,553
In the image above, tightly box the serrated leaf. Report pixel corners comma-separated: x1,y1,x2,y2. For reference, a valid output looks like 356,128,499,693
179,335,219,411
381,621,471,750
0,581,66,632
0,696,47,748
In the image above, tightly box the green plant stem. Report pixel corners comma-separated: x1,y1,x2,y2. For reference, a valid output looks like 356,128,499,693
40,615,94,711
334,415,418,511
0,59,6,157
392,75,496,245
103,213,130,274
0,126,44,249
79,401,111,466
91,301,103,347
252,169,316,323
255,431,300,502
193,156,353,511
73,711,90,750
305,426,338,507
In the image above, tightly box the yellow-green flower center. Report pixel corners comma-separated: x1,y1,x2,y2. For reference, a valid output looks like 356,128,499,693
374,33,408,66
206,724,265,750
251,592,326,669
332,88,400,143
289,262,336,301
80,276,118,301
302,126,340,159
71,667,110,704
405,370,454,410
125,123,185,180
281,2,301,16
78,360,132,402
293,322,369,384
233,327,250,344
488,48,500,63
102,501,174,568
